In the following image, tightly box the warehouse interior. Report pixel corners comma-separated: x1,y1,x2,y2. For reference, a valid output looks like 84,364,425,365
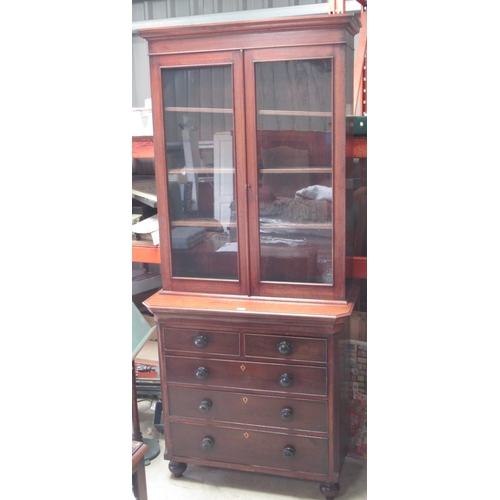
131,2,367,500
2,1,496,500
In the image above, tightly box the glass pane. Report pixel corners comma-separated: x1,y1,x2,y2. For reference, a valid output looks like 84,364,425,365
255,59,333,284
162,65,238,280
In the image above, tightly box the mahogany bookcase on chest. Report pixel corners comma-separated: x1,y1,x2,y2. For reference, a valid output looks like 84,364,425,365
139,9,361,500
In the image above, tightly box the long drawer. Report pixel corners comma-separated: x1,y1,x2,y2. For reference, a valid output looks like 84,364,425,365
168,387,328,433
170,422,329,475
165,356,327,396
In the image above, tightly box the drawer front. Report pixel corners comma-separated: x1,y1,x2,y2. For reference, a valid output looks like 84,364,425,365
162,327,240,356
170,422,328,475
168,387,328,432
165,357,327,396
244,334,327,363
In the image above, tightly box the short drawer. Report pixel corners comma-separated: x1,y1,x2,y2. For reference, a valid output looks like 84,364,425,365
170,422,328,476
168,387,328,433
162,327,240,356
245,334,327,363
165,357,327,396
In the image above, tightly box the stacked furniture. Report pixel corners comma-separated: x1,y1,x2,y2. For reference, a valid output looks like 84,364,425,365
139,7,361,499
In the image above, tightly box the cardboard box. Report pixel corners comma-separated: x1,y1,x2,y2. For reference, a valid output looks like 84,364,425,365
349,311,367,341
141,312,157,342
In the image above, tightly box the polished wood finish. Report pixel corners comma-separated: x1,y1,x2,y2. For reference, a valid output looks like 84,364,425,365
170,421,329,476
163,328,240,356
165,356,328,395
168,461,187,478
140,14,360,55
244,333,327,363
320,482,341,500
167,387,328,432
143,18,358,300
132,361,143,442
132,440,149,500
145,294,355,497
140,12,360,500
146,291,355,320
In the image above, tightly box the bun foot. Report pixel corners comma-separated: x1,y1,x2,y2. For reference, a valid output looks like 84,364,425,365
168,461,187,478
320,482,340,500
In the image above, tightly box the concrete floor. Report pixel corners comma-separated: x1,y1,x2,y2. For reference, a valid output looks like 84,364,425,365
136,398,367,500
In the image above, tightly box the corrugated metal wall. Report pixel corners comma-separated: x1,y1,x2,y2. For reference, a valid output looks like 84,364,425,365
132,0,327,107
132,0,325,23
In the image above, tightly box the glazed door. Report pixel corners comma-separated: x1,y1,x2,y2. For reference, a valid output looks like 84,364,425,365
150,51,249,295
244,46,346,301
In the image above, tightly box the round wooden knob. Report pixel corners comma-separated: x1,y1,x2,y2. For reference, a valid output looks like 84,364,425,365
199,399,212,413
278,373,293,387
282,446,295,461
193,335,208,348
201,437,214,451
277,340,292,355
195,366,209,380
280,407,293,421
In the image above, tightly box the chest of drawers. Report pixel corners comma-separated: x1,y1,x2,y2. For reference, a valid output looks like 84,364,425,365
146,293,354,500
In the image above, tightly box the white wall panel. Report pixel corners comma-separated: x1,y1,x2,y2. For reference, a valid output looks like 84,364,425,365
151,0,168,18
132,2,146,21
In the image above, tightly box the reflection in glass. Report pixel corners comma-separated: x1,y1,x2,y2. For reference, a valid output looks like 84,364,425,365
255,59,333,284
162,65,238,280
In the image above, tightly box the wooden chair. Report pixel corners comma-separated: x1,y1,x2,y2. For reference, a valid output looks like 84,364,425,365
132,440,149,500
